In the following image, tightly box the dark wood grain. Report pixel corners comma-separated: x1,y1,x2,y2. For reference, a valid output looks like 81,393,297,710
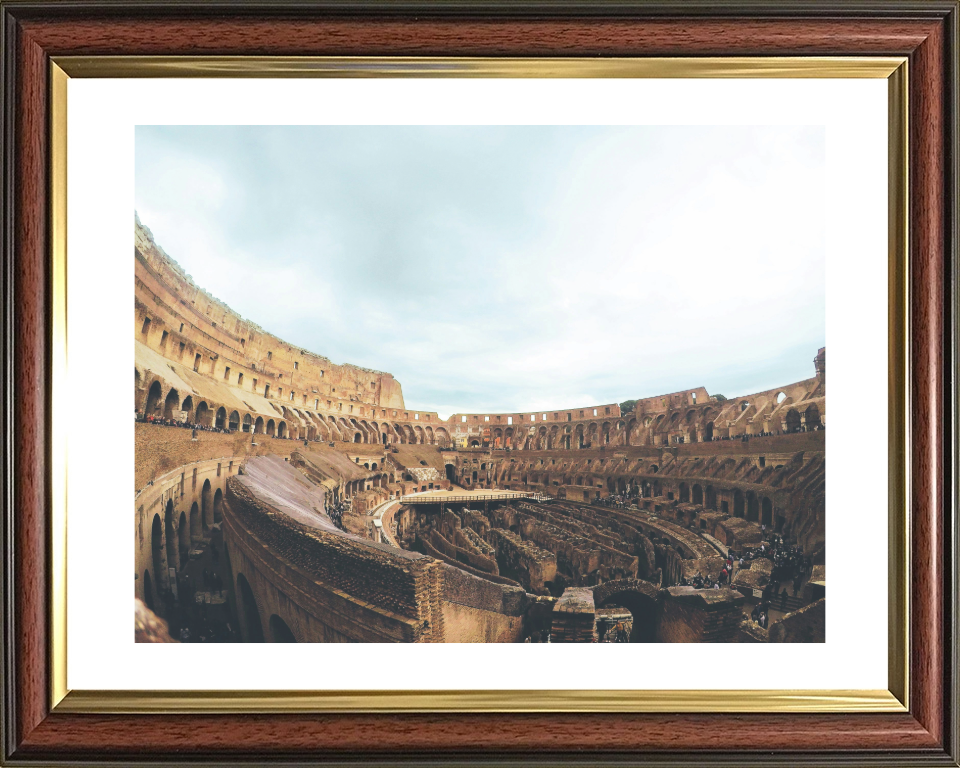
909,16,946,750
2,5,956,765
14,712,943,755
16,16,944,56
11,15,49,752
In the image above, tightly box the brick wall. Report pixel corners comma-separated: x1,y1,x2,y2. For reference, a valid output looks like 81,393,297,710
136,423,294,490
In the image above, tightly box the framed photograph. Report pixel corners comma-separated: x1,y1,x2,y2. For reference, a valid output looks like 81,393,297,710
2,1,957,765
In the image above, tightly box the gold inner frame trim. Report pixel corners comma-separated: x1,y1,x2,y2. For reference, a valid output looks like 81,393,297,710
53,55,905,78
48,56,910,714
56,688,904,714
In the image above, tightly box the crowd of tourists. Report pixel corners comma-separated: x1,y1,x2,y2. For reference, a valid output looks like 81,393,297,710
701,424,825,443
595,493,637,509
136,410,299,439
136,411,230,434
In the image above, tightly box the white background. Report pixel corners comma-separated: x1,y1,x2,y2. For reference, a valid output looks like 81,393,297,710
67,77,888,691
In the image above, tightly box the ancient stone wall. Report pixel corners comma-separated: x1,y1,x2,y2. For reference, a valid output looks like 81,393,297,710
488,529,557,594
655,587,746,643
225,476,444,642
441,565,527,643
768,598,826,642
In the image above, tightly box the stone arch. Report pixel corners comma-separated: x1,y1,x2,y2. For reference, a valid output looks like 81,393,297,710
269,614,298,643
189,501,201,542
414,425,425,444
150,513,167,598
592,579,661,642
228,410,240,431
180,396,194,420
215,406,227,430
195,400,211,426
236,572,264,642
804,403,822,429
254,416,264,434
213,487,223,523
201,479,212,530
177,510,189,564
692,484,703,505
266,419,276,436
746,491,760,522
145,380,163,417
278,421,287,438
243,413,253,432
785,408,801,433
435,427,450,447
164,499,178,573
163,388,180,419
425,426,434,444
678,482,689,503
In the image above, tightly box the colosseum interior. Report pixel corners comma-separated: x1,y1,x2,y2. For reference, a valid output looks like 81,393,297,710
134,216,826,644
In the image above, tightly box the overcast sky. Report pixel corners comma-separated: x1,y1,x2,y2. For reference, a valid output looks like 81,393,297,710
135,125,825,418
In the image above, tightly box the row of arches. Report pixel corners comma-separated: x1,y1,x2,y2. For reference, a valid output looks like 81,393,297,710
138,375,452,446
142,480,223,612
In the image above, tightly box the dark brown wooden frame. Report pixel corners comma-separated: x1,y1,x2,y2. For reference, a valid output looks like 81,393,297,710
2,2,958,765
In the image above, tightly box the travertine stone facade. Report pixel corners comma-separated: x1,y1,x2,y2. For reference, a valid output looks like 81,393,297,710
135,219,826,643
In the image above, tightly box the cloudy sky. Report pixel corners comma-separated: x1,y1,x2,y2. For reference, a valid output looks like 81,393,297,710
135,125,825,418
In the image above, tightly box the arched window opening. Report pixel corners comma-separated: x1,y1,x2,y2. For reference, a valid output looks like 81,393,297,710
213,488,223,523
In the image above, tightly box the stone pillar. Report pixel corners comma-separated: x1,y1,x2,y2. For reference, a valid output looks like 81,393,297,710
551,588,597,643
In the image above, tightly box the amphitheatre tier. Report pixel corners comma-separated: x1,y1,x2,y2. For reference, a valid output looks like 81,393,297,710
134,218,826,644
